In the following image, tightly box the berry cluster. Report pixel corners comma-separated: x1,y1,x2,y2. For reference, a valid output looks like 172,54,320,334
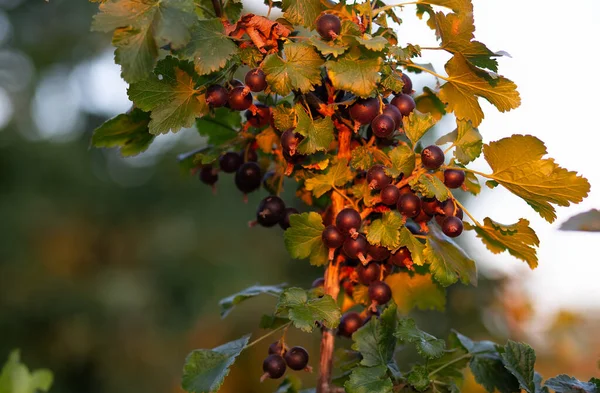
262,341,310,381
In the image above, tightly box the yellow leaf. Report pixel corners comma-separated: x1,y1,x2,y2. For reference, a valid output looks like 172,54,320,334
385,272,446,314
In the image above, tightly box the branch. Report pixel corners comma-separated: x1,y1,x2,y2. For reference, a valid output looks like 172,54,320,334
211,0,222,18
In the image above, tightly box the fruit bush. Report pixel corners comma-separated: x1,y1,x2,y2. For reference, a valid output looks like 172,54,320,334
89,0,597,392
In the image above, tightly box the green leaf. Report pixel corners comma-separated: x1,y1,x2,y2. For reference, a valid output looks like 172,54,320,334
415,87,447,120
398,227,426,266
395,318,445,359
424,225,477,287
427,333,471,386
380,67,405,94
223,0,243,23
355,35,389,52
0,350,53,393
500,341,536,393
259,314,291,330
112,27,159,83
128,58,209,135
417,0,473,13
181,335,250,393
352,303,399,368
92,108,154,157
305,158,354,198
350,182,378,207
385,272,446,314
238,46,264,68
464,218,540,269
326,53,383,98
386,145,415,178
344,365,393,393
407,364,430,391
462,169,481,195
453,332,520,393
276,287,341,332
409,174,450,201
351,145,390,171
403,111,438,146
544,375,598,393
283,212,329,266
436,120,482,164
281,0,324,28
434,11,501,71
276,375,303,393
177,18,238,76
560,209,600,232
352,284,371,306
219,284,286,318
309,36,349,58
439,54,520,127
295,105,334,155
367,211,404,250
483,135,590,223
263,42,324,96
272,105,296,132
196,107,241,144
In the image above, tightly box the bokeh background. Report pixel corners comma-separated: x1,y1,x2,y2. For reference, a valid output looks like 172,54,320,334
0,0,598,392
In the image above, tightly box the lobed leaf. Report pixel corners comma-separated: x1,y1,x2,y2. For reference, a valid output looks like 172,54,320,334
366,211,404,250
326,52,383,98
344,365,393,393
395,318,446,359
398,227,426,266
418,0,473,13
92,108,154,157
283,212,329,266
352,303,399,369
436,120,482,164
219,284,286,318
386,145,415,178
425,225,477,287
196,107,241,145
305,158,354,198
281,0,324,28
263,42,324,96
409,174,450,201
295,104,335,155
500,341,536,393
275,288,341,332
403,111,438,146
544,375,599,393
385,272,446,313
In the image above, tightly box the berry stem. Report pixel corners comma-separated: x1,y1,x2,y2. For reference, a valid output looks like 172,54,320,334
452,198,482,227
244,322,292,350
210,0,222,18
332,186,357,210
443,165,492,179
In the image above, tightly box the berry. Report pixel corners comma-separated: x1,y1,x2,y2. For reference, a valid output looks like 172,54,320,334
367,244,390,262
281,129,303,155
235,162,262,193
279,207,299,230
369,281,392,305
397,193,422,218
371,114,395,138
380,185,400,206
205,85,228,107
268,341,286,355
229,86,253,111
382,104,402,129
367,165,392,190
228,79,244,88
338,312,363,338
422,197,440,216
219,152,243,173
283,149,306,164
246,104,271,128
263,354,286,379
343,234,367,260
444,169,465,189
401,73,413,95
436,199,464,222
316,14,341,41
349,97,380,125
398,185,413,195
414,208,433,223
322,225,345,249
242,148,258,162
356,262,381,285
245,68,267,92
284,347,309,371
391,94,416,117
389,247,412,267
442,216,463,238
336,208,362,236
421,145,445,169
199,166,218,185
312,277,325,288
257,196,286,227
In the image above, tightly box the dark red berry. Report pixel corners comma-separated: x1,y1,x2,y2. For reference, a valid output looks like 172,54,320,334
338,312,363,338
268,341,286,355
367,165,392,190
316,14,341,41
382,104,402,130
312,277,325,288
263,354,286,379
281,129,303,155
421,197,440,216
336,208,362,236
343,234,367,260
369,281,392,305
199,166,218,185
279,207,299,230
356,262,381,285
367,244,390,262
283,149,306,164
444,169,465,189
391,94,416,117
228,79,244,88
436,199,464,222
246,104,271,128
397,193,422,218
380,185,400,206
349,97,380,125
371,114,395,138
401,73,413,95
229,86,252,111
245,68,268,92
284,346,309,370
398,185,413,195
322,225,345,249
205,85,228,107
219,152,243,173
413,208,433,223
421,145,445,169
389,247,412,267
257,196,286,227
242,148,258,162
442,216,463,238
235,162,262,193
